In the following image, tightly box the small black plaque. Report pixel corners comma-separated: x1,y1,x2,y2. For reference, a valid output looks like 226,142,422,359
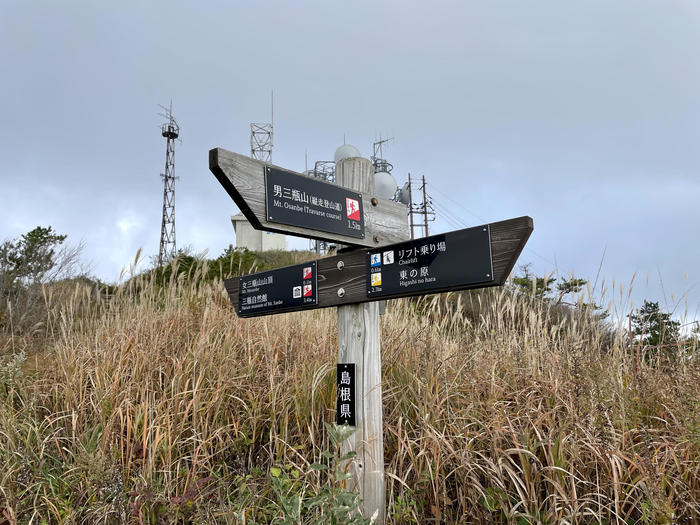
366,226,494,298
265,167,365,239
238,262,317,317
336,363,356,426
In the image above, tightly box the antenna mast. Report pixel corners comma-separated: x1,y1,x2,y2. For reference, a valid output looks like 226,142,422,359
158,101,180,267
371,135,394,174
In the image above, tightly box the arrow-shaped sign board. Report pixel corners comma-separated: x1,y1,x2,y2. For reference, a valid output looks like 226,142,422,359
225,216,533,317
209,148,409,247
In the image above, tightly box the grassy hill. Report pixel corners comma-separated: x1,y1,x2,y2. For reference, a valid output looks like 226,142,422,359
0,253,698,523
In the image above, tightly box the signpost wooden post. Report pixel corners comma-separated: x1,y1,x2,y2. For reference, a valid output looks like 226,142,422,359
209,148,533,523
334,155,393,521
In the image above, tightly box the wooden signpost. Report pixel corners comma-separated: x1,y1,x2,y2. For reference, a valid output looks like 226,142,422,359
209,148,533,523
210,148,410,247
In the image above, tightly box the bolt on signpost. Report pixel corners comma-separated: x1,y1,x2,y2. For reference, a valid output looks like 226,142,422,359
209,147,533,523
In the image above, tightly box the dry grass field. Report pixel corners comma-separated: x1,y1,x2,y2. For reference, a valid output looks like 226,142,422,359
0,260,698,523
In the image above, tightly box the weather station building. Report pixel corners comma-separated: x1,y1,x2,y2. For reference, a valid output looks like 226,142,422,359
231,214,287,252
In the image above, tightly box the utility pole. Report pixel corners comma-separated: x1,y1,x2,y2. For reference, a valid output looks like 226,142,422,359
408,173,414,239
407,174,434,239
422,175,429,237
158,102,179,267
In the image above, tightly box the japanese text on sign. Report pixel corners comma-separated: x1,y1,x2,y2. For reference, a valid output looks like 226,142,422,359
272,184,343,212
336,363,356,426
238,262,317,316
265,167,365,239
367,226,493,298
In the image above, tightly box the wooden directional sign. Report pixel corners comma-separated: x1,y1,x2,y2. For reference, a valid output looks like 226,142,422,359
209,148,409,247
238,261,318,316
210,146,533,523
225,216,533,317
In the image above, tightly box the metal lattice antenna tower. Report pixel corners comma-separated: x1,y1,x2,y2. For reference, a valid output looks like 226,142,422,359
158,101,180,267
305,160,337,254
250,91,274,162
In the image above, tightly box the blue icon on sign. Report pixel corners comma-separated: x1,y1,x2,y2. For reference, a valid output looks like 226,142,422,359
370,253,381,267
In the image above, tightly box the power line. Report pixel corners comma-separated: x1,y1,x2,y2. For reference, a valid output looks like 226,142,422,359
431,201,468,230
432,208,462,231
430,185,556,269
433,199,469,227
429,184,487,224
430,183,556,269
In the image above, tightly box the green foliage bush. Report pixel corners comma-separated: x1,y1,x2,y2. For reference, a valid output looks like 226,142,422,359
263,424,375,524
0,226,86,333
149,246,315,288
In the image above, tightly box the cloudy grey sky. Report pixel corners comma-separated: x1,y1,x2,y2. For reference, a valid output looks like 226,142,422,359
2,1,699,322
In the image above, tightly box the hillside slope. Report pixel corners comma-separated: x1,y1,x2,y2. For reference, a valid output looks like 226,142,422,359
0,265,698,523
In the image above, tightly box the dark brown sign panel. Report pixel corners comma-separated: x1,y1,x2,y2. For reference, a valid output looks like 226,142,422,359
265,167,365,239
223,217,533,318
366,226,493,299
238,262,318,317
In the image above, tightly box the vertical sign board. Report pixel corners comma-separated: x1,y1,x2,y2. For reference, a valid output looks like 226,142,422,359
265,167,365,239
238,262,318,317
367,225,494,298
336,363,356,427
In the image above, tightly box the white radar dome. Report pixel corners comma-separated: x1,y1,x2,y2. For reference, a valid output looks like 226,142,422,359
334,144,361,163
374,171,398,200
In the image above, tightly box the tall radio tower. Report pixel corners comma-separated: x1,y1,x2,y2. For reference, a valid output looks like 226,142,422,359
158,102,180,267
250,91,274,162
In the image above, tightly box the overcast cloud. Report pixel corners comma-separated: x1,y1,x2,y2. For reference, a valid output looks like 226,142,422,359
1,0,699,323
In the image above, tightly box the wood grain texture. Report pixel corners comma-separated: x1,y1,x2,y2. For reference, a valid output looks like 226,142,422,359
337,301,385,521
335,156,386,523
223,216,533,317
209,148,409,247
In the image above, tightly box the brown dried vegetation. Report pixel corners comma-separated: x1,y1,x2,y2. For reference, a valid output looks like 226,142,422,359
0,265,698,523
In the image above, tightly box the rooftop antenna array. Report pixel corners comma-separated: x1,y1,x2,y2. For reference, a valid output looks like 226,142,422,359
371,135,394,175
250,91,274,162
158,101,180,267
